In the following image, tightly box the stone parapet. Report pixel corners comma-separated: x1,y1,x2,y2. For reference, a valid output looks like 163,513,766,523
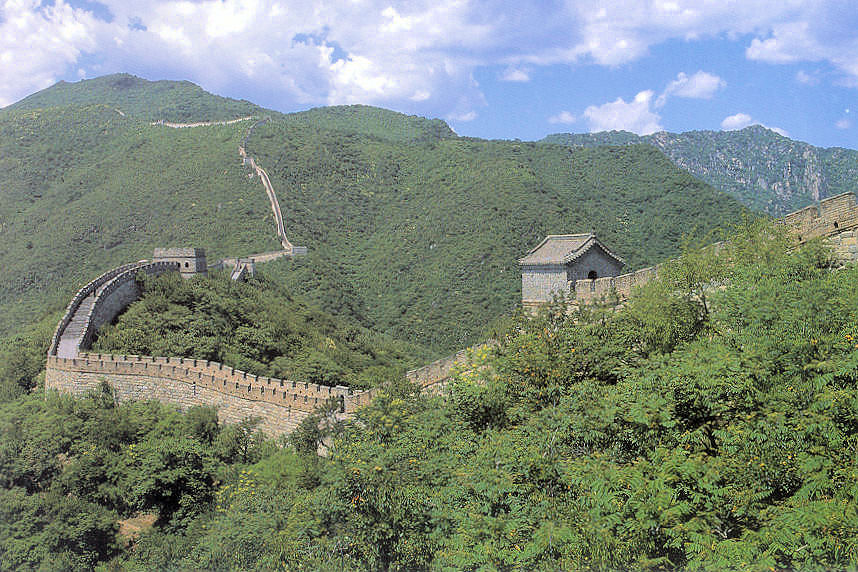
45,352,369,436
780,192,858,241
48,261,148,356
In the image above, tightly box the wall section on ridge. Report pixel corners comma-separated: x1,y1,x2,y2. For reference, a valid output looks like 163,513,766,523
45,256,366,437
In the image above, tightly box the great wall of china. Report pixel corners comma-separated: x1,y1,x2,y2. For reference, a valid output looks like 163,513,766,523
44,249,478,436
45,116,858,437
45,192,858,436
571,192,858,306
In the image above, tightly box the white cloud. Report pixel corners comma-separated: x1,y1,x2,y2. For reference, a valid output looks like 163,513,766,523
795,70,818,85
721,112,788,136
835,118,851,129
500,67,530,82
721,112,754,130
548,110,576,125
0,0,102,106
3,1,858,122
447,110,477,122
583,90,662,135
661,71,725,100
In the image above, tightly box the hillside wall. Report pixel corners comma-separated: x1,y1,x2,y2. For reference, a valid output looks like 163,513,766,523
45,353,358,436
570,192,858,306
46,255,366,438
81,261,179,350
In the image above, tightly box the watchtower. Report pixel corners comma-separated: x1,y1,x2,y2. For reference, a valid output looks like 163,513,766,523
519,233,624,309
153,247,208,279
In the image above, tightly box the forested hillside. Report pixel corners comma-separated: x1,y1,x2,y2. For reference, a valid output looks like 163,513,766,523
3,222,858,570
0,104,277,337
92,271,429,389
0,76,747,352
544,126,858,216
246,121,746,350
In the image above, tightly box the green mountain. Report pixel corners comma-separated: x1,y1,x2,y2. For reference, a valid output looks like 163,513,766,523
543,126,858,215
8,73,263,122
281,104,456,143
0,75,746,353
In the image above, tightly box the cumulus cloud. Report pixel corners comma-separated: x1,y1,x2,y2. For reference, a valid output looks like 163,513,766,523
2,1,858,121
548,110,576,124
447,110,477,122
795,69,819,85
658,71,725,106
0,0,103,106
721,112,788,136
583,90,662,135
720,112,754,130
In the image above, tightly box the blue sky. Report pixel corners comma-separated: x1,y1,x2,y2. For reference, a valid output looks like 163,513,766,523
1,1,856,148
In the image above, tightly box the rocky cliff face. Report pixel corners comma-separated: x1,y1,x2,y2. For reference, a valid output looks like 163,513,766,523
544,126,858,216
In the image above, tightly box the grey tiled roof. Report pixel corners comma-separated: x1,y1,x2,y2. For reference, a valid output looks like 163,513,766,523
519,234,624,266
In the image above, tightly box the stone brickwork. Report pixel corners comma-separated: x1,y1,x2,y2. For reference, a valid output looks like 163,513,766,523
521,265,569,305
520,234,625,306
45,353,360,437
781,192,858,242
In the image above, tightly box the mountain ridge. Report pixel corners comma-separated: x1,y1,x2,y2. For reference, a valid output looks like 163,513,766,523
542,126,858,215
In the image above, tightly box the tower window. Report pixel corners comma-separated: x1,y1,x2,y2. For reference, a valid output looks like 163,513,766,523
185,262,189,268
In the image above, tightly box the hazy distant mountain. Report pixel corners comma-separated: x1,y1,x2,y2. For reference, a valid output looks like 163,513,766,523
543,126,858,216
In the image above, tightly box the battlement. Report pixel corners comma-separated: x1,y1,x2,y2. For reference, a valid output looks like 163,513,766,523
530,194,858,309
45,350,374,436
45,252,379,436
779,192,858,242
153,247,207,278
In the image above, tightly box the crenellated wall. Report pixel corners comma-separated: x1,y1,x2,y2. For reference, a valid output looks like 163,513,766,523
45,353,358,436
780,192,858,242
45,254,369,437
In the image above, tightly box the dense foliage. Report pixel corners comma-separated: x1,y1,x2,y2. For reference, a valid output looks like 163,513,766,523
282,104,456,143
2,222,858,570
543,125,858,216
92,271,430,388
0,77,746,352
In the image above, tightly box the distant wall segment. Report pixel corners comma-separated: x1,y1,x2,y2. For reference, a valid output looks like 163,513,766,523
568,192,858,307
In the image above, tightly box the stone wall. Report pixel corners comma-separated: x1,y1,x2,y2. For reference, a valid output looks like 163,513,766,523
567,193,858,307
566,246,624,282
45,353,365,437
781,192,858,242
81,261,179,350
48,261,148,357
572,264,663,305
45,255,370,438
521,264,568,305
